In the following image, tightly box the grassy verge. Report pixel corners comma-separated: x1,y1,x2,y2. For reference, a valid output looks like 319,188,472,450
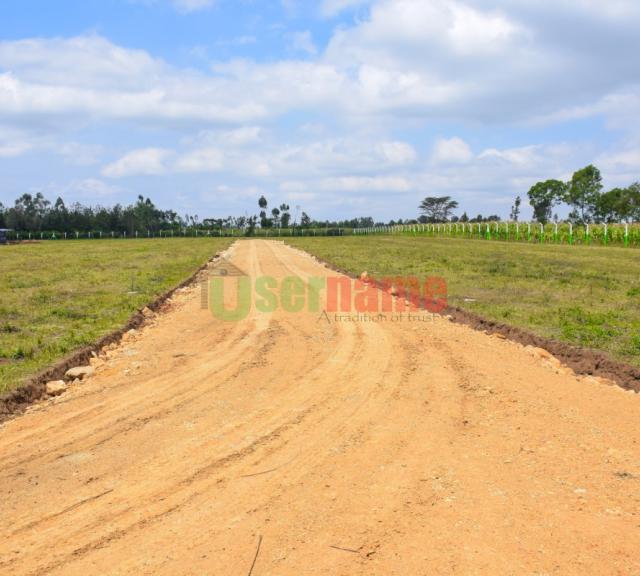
285,236,640,367
0,238,231,394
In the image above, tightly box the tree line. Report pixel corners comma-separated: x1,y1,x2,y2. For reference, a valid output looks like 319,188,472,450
0,193,198,234
527,165,639,224
418,165,639,225
0,192,383,234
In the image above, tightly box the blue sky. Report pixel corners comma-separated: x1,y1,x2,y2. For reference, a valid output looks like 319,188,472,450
0,0,639,221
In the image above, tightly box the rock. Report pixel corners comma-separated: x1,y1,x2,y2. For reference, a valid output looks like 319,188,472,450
525,346,553,361
142,306,154,317
555,366,575,377
46,380,67,396
72,378,81,386
581,375,606,387
121,330,136,343
359,271,369,282
89,356,103,367
65,366,94,380
493,333,506,340
543,357,562,369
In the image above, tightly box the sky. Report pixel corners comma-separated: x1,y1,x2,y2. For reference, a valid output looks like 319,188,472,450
0,0,639,222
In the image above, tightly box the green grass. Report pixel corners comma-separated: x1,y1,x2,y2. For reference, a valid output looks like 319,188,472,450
285,236,640,366
0,238,231,393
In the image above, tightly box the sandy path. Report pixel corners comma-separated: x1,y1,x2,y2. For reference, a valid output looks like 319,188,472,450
0,239,639,575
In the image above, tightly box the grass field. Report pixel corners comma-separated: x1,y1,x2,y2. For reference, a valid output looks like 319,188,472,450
285,236,640,367
0,238,231,394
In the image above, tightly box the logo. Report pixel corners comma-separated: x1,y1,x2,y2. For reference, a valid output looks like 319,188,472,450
202,259,447,321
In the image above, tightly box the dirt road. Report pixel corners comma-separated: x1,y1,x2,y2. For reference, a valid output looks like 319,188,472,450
1,240,639,575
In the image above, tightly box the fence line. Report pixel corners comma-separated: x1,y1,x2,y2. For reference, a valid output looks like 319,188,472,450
3,222,638,247
2,227,348,241
352,222,637,247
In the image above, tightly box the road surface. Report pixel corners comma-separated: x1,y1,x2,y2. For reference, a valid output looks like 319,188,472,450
1,240,639,575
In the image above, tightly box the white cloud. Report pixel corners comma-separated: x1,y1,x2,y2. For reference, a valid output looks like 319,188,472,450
598,148,640,171
432,137,474,164
68,178,123,198
319,176,411,193
0,127,32,158
290,31,317,56
0,7,637,132
172,0,215,13
0,142,30,158
102,148,171,178
175,147,224,173
478,145,541,168
377,141,417,165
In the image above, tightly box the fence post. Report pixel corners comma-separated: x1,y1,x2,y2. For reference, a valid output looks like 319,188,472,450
625,223,629,247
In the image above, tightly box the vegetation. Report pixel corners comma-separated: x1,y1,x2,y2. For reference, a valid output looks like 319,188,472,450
284,236,640,366
527,165,640,224
354,221,640,248
527,180,567,224
0,238,231,394
418,196,459,222
0,193,198,234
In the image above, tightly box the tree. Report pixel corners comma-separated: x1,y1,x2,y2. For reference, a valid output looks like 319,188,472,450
245,215,257,236
418,196,458,222
271,207,280,227
258,195,269,228
279,204,291,228
459,212,469,223
566,165,603,223
510,196,521,222
527,180,566,224
629,183,640,221
595,188,626,223
300,212,311,227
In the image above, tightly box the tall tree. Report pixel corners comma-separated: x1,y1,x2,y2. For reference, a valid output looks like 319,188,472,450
629,183,640,222
271,207,280,227
258,195,269,228
418,196,458,222
527,180,566,224
279,203,291,228
566,165,603,223
510,195,522,222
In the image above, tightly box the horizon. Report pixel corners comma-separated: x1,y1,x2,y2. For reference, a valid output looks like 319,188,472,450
1,0,639,222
